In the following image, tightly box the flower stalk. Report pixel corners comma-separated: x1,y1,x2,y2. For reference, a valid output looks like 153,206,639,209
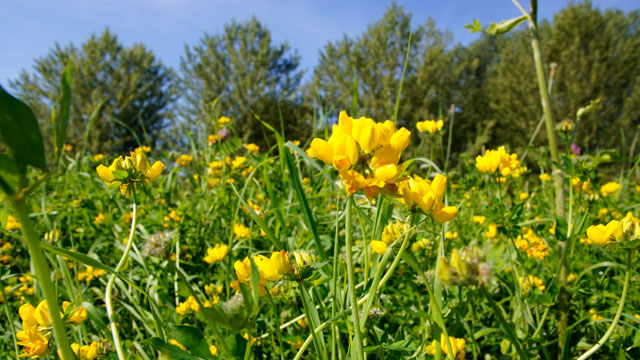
576,250,633,360
344,198,365,360
105,192,137,360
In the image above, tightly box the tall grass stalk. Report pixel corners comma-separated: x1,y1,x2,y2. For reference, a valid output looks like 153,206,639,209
8,196,75,360
105,192,137,360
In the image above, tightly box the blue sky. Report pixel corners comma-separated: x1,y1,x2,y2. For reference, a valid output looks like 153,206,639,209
1,0,638,85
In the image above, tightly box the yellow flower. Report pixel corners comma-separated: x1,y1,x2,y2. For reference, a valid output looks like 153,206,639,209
92,154,104,162
445,231,458,240
567,273,577,282
234,223,250,239
539,173,551,182
6,215,21,231
93,213,105,226
473,216,486,224
244,143,260,154
270,250,291,277
589,309,604,322
62,301,88,325
204,244,229,264
210,344,218,356
17,327,49,358
232,156,246,169
475,146,520,176
425,334,466,359
416,119,444,134
96,152,163,195
520,275,545,295
170,339,187,351
309,111,410,194
397,174,458,223
177,154,193,167
519,192,529,201
218,116,231,125
586,220,621,246
600,181,621,196
68,341,99,360
134,146,151,153
176,296,200,315
208,134,218,145
293,251,313,269
373,220,408,254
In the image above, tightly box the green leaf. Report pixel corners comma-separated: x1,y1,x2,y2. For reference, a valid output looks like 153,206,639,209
111,170,129,180
0,85,46,170
0,154,23,195
283,147,327,259
145,337,204,360
167,324,213,360
465,19,482,33
486,15,528,35
56,61,72,162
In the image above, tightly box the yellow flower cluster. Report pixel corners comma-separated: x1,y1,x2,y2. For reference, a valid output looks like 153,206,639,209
520,275,545,295
515,228,550,260
600,181,621,197
473,215,486,224
586,212,640,246
176,296,200,315
244,143,260,154
416,119,443,134
232,156,246,169
233,251,291,295
96,151,163,196
93,213,105,226
425,334,466,359
77,266,106,283
396,174,458,223
6,215,21,231
218,116,231,125
411,237,430,252
539,173,551,182
485,223,498,240
372,220,408,255
177,154,193,167
66,341,101,359
589,309,604,322
234,223,250,239
310,110,410,196
475,146,520,177
204,244,229,264
208,134,218,145
445,231,458,240
134,146,151,153
571,177,593,195
17,300,88,358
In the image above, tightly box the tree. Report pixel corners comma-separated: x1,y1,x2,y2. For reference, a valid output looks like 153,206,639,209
483,2,640,154
311,3,457,165
10,28,175,154
179,17,307,145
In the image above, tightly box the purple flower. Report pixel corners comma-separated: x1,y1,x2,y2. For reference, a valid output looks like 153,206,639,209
217,127,229,142
570,144,581,154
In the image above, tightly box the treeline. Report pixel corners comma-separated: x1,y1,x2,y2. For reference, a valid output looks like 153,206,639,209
9,1,640,166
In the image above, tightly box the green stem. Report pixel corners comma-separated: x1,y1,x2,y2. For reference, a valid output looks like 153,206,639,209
345,198,365,360
412,254,455,360
105,193,137,360
1,274,19,359
481,286,528,359
9,196,75,360
576,250,633,360
243,327,253,360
